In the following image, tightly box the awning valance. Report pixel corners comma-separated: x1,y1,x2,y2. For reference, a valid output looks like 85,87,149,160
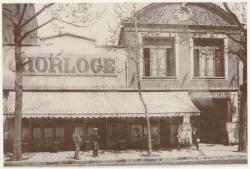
4,91,199,118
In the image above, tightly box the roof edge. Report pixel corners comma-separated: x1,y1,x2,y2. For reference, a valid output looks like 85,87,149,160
40,33,97,42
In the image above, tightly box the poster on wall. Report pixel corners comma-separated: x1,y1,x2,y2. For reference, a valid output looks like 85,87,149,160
177,123,192,145
226,122,239,145
131,124,142,142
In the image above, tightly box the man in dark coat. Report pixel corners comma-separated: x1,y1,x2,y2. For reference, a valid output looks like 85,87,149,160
92,128,100,157
192,128,200,150
72,128,82,159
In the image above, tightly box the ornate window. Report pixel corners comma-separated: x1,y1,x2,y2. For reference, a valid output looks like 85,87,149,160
193,38,225,78
143,37,176,78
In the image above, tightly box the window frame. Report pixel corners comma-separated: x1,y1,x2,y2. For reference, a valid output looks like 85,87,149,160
55,127,64,138
190,34,228,80
143,40,176,78
33,127,42,138
44,127,53,138
22,127,29,140
139,33,179,80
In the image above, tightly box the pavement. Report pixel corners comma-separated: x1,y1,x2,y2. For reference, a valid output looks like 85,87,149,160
4,144,248,166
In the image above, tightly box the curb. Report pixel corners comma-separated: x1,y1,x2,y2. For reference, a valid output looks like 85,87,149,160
4,155,247,166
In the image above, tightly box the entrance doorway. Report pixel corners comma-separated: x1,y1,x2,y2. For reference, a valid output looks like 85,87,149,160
193,99,229,144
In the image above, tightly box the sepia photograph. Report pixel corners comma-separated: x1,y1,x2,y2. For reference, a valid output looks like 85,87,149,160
1,0,248,166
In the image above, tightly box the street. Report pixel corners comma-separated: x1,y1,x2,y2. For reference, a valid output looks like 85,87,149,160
44,158,247,166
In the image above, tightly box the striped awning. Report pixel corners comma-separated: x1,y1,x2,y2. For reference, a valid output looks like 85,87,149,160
4,91,199,118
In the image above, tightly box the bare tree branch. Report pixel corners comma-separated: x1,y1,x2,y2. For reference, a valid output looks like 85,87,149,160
229,49,246,62
128,53,137,63
20,3,55,29
226,33,244,45
223,3,245,32
22,59,31,67
17,4,27,27
21,17,55,41
3,11,17,25
3,7,14,15
54,18,90,27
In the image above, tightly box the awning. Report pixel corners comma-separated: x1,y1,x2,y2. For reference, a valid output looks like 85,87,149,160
4,91,199,118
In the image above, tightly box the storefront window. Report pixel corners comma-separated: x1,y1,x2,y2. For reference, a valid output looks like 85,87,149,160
22,128,29,139
144,125,160,137
76,126,84,138
131,124,143,141
44,127,53,138
4,117,14,140
55,127,64,138
193,38,224,78
87,126,94,138
33,128,42,138
143,37,176,78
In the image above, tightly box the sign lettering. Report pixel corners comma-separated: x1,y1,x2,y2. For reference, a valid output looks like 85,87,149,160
21,56,116,76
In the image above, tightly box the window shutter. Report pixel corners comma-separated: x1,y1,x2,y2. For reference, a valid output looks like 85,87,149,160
194,49,200,77
166,48,175,76
215,48,224,77
143,48,150,76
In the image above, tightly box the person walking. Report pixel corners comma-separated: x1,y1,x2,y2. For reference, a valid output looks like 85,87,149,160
192,128,200,150
72,128,82,159
92,128,100,157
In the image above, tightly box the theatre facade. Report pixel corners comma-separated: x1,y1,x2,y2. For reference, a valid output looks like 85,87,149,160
3,3,242,152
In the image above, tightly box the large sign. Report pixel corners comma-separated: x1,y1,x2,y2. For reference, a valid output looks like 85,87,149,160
10,55,117,76
190,91,231,98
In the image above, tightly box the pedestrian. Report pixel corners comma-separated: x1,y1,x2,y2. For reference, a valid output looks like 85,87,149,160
92,128,100,157
72,128,82,159
192,128,200,150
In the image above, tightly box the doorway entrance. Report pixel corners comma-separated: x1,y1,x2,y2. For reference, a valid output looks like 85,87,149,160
193,99,229,144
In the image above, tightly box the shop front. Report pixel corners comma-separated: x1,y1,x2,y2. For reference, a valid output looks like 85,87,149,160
4,91,199,152
189,90,239,145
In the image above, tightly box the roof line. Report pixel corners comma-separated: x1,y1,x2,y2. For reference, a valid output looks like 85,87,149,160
118,3,240,44
95,44,125,48
3,88,239,92
40,33,97,42
133,3,238,25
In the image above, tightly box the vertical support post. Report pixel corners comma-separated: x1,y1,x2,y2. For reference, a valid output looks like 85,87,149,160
29,118,32,152
41,118,43,138
52,118,56,139
105,118,107,148
158,117,161,147
170,117,172,145
127,118,130,145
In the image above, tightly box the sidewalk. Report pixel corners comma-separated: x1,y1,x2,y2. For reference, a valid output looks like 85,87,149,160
4,144,247,166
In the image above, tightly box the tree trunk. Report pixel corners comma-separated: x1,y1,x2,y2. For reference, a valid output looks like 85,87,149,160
12,34,23,160
136,63,152,156
238,61,247,152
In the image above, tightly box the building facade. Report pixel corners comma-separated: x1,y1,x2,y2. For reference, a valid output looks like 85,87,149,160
3,3,242,152
119,3,242,145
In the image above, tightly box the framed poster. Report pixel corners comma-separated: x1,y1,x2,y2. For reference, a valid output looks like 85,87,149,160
131,124,142,141
226,122,239,145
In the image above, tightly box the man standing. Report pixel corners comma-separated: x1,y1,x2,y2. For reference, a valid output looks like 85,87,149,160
72,128,82,159
192,128,200,150
92,128,100,157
